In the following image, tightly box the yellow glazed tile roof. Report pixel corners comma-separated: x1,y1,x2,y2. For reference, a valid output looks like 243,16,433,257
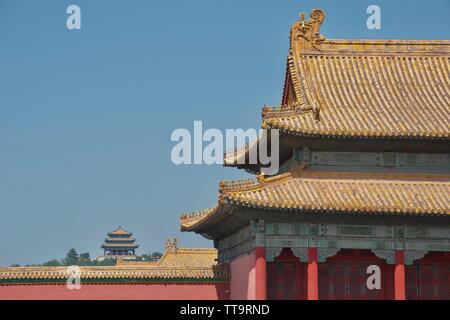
0,243,227,281
104,237,136,242
101,243,139,248
263,9,450,139
108,226,132,236
181,171,450,231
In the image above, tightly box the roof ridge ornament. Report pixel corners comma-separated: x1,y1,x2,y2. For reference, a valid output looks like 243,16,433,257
290,9,325,50
165,238,178,252
257,173,265,184
219,178,258,192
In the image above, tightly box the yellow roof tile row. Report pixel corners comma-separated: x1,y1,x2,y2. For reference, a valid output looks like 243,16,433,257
0,266,226,280
181,171,450,231
0,247,227,281
266,54,450,138
264,10,450,138
226,175,449,214
108,226,133,236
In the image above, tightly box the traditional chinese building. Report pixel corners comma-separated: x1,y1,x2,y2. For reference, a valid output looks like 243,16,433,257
0,8,449,301
98,226,139,260
0,239,229,300
180,9,450,300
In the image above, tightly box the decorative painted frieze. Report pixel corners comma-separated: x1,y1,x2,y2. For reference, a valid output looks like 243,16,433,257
294,149,450,168
266,222,306,236
266,247,308,263
372,250,396,264
317,248,340,262
404,250,428,265
266,237,308,249
266,247,284,262
218,222,450,262
291,247,309,262
372,249,429,265
395,226,405,250
217,225,252,251
254,219,266,247
338,225,374,237
217,225,254,262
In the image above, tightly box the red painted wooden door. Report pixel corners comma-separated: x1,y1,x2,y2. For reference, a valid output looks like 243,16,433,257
319,262,389,300
406,264,450,300
267,261,298,300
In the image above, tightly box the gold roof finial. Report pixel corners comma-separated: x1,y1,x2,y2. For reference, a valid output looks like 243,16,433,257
257,172,265,184
290,9,325,50
300,12,306,29
165,238,178,252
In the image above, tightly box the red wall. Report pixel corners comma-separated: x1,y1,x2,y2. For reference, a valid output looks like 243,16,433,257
230,251,256,300
0,282,230,300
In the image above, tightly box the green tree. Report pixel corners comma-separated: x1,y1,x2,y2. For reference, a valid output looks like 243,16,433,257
150,252,163,261
63,248,79,266
78,252,92,266
42,259,62,266
137,254,151,261
94,258,116,266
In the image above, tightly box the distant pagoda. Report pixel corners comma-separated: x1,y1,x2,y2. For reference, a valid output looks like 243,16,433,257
101,226,139,258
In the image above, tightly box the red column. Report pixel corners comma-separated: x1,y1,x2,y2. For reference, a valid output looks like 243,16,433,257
394,250,406,300
307,247,318,300
295,260,303,300
255,246,267,300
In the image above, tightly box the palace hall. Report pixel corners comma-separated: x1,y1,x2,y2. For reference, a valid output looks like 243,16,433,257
180,9,450,300
1,9,449,300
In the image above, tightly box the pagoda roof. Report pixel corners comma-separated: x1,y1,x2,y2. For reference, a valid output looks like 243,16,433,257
0,243,227,282
271,9,449,139
108,226,133,236
224,9,450,168
180,169,450,233
101,243,139,249
104,237,136,242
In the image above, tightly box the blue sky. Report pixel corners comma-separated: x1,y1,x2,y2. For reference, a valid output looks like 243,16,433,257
0,0,449,265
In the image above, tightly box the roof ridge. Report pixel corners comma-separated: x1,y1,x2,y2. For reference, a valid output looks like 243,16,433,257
220,172,293,194
262,101,312,120
290,9,326,51
262,172,293,184
0,264,229,281
316,39,450,55
175,248,218,252
223,138,259,166
291,167,450,182
219,178,259,192
180,207,215,222
108,226,132,235
287,52,305,102
289,9,450,54
324,39,450,43
298,176,450,186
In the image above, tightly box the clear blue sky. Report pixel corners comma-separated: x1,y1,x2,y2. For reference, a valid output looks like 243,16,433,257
0,0,449,266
